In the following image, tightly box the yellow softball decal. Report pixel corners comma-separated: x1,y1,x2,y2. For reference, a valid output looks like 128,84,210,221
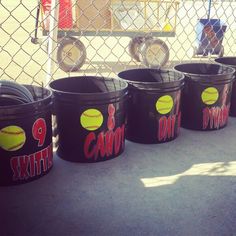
0,125,26,151
156,95,174,115
201,87,219,105
80,109,104,131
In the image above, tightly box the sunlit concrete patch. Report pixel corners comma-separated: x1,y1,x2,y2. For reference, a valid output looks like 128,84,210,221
141,161,236,187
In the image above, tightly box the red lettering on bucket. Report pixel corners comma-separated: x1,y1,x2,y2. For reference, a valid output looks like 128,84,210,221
202,105,230,130
114,127,122,155
84,132,96,159
41,148,48,172
84,103,125,161
35,151,42,176
10,143,53,181
177,112,181,135
158,113,181,142
95,132,106,160
32,118,47,147
105,131,114,156
29,154,35,177
10,157,20,181
107,104,116,130
84,124,125,161
19,155,29,180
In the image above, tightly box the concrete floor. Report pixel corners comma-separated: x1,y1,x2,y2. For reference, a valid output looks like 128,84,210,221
1,118,236,236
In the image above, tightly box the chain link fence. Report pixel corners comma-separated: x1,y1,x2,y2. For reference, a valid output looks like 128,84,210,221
1,0,236,86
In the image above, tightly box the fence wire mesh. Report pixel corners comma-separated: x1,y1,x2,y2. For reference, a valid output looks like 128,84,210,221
0,0,236,86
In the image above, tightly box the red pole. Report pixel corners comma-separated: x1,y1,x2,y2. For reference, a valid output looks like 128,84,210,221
41,0,73,30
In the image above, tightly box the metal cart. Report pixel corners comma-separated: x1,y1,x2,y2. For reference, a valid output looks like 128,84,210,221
32,0,180,72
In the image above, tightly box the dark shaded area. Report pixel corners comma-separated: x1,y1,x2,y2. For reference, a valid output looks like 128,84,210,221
1,118,236,235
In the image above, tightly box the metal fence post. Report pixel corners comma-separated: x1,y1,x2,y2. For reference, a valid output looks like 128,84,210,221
46,0,59,85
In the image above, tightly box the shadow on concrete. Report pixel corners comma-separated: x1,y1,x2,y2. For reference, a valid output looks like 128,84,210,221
1,111,236,236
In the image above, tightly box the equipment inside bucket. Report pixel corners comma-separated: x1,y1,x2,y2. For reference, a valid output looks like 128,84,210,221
50,76,127,94
174,63,234,78
0,80,34,105
118,68,183,83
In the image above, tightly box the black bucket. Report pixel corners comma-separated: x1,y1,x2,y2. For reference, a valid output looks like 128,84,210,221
174,63,235,130
215,57,236,117
49,76,128,163
0,85,53,186
118,68,184,144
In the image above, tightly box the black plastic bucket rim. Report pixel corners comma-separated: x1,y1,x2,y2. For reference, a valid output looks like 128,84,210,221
174,62,235,82
118,68,185,91
215,57,236,68
0,85,52,119
49,76,128,103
